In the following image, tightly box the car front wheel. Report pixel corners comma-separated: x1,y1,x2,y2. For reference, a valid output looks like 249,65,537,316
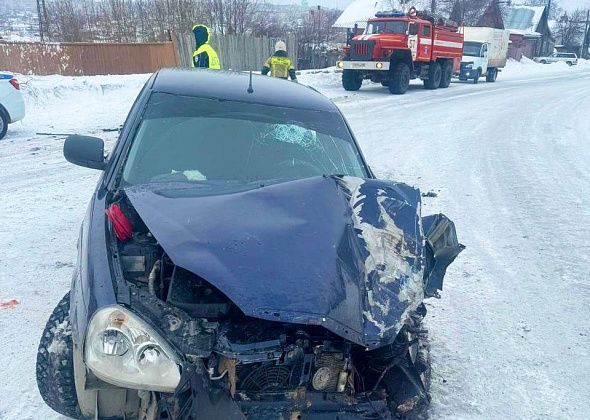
473,69,480,84
36,292,80,418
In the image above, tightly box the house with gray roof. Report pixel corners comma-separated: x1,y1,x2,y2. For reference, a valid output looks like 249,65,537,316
503,5,554,59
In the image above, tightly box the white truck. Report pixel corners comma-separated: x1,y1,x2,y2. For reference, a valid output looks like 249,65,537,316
458,27,510,83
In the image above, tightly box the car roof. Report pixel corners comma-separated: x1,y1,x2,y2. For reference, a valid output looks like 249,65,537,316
151,68,338,113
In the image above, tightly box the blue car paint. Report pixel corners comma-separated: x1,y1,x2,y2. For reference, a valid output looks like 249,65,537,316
124,175,425,349
70,187,118,346
67,68,376,351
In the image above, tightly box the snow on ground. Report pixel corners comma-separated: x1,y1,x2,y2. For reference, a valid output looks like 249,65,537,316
1,60,589,419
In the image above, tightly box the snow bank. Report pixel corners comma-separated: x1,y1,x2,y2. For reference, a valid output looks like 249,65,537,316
500,57,588,80
12,73,150,137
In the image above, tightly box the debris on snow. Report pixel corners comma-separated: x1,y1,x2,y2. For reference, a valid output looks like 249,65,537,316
0,299,21,309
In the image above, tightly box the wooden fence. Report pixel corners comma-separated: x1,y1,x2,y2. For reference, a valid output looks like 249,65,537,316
174,33,297,72
0,41,179,76
0,34,300,76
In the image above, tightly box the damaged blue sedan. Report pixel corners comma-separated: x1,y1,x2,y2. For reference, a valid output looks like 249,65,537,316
36,69,463,420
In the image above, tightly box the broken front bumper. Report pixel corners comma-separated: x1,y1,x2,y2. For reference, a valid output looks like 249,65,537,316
158,363,392,420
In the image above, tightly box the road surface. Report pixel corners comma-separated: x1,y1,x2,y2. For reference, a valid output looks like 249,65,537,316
1,62,589,419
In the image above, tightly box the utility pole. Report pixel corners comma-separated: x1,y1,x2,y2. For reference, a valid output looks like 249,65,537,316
36,0,44,42
539,0,552,56
583,9,590,59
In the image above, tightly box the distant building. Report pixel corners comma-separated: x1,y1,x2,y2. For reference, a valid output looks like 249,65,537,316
333,0,392,29
477,0,504,29
503,5,554,60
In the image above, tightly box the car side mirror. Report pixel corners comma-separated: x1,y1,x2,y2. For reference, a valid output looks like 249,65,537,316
63,135,107,170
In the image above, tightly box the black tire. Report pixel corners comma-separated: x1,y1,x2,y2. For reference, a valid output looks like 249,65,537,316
566,61,573,66
342,69,362,91
540,60,547,64
486,67,498,82
389,62,411,95
424,62,442,90
36,292,80,418
473,69,480,84
0,108,8,140
439,62,452,88
381,81,390,87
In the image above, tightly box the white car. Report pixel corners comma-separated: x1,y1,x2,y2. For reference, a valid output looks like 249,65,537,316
533,52,578,66
0,72,25,140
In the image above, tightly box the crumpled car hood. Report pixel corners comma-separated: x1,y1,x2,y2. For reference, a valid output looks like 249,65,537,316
125,176,425,349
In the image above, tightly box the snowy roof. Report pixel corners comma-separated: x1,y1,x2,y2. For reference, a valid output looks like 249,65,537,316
507,29,542,38
503,6,546,34
333,0,390,28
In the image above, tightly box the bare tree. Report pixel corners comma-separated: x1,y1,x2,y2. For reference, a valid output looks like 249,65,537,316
525,0,563,21
554,9,586,49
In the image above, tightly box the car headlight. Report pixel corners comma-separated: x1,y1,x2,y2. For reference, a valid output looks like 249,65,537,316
85,306,181,392
337,61,344,69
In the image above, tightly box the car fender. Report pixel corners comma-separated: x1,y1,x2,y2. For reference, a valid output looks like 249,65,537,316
70,186,118,348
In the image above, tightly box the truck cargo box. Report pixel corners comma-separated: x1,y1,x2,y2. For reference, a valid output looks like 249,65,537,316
463,27,510,68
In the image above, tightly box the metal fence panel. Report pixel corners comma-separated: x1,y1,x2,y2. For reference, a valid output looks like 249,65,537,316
0,41,179,76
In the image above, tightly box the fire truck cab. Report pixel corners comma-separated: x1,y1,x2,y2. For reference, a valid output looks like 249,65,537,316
337,9,464,94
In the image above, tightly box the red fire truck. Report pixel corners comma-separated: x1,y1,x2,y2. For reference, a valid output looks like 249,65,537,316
337,9,464,94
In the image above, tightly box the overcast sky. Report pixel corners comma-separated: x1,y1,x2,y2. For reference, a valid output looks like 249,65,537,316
273,0,590,12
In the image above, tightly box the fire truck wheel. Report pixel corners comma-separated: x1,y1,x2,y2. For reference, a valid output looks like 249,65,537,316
342,70,362,91
388,62,410,95
439,62,453,88
424,62,442,90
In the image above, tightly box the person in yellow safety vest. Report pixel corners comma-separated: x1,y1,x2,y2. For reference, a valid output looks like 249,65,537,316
191,24,221,69
261,41,297,81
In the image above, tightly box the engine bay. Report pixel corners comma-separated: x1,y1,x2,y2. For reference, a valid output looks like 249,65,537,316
103,187,453,418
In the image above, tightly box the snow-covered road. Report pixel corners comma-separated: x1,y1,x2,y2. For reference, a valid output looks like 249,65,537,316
1,60,589,419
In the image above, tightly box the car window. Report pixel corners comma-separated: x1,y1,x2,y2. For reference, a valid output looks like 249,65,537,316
422,25,431,36
121,93,368,189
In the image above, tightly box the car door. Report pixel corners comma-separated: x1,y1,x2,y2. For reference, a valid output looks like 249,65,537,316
481,44,489,73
